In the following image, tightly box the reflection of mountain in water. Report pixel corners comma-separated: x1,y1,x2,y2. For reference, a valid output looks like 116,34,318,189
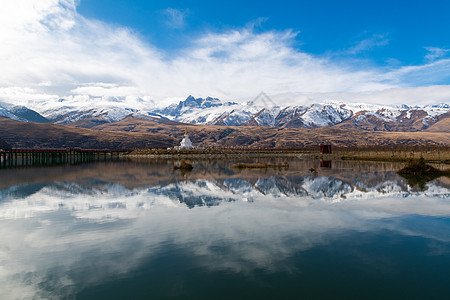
255,177,307,197
147,175,358,208
150,180,239,208
0,173,449,215
0,183,46,201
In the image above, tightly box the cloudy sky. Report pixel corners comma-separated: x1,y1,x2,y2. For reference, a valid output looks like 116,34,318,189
1,0,450,107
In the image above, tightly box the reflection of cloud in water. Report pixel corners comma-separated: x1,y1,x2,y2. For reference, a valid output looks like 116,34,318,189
0,202,384,298
0,174,449,298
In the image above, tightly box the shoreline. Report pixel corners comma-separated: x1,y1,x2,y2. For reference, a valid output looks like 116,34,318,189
127,148,450,164
128,149,310,159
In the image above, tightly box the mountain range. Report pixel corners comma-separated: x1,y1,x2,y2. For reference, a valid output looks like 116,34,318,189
154,96,450,132
2,95,449,132
0,96,449,149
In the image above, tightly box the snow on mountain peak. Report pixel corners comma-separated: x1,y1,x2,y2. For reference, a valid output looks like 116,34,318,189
153,97,449,130
0,102,49,123
0,94,448,131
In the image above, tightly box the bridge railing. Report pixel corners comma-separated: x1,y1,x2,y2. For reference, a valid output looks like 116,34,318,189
0,149,132,169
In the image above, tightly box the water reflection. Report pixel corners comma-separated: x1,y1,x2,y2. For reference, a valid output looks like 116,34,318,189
0,160,449,299
319,160,332,168
1,160,448,214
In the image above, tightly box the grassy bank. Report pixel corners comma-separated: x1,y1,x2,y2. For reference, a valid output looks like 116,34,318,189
333,145,450,164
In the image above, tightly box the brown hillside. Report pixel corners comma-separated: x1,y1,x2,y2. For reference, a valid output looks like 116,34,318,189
0,136,11,149
75,116,450,148
1,115,449,150
425,118,450,133
0,117,176,149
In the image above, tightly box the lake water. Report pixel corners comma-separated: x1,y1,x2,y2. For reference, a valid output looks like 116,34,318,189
1,158,450,299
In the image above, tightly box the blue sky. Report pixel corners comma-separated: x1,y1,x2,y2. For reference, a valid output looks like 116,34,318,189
0,0,449,107
78,0,450,67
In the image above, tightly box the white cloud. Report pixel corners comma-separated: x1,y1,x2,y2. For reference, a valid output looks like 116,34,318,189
0,0,448,110
347,33,389,54
161,7,187,29
425,47,450,61
70,83,145,98
386,58,450,86
276,85,450,107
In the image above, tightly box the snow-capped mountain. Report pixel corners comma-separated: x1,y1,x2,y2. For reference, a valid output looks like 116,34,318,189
272,103,352,128
156,96,353,128
336,102,450,131
0,102,49,123
157,95,235,116
2,95,449,132
34,97,167,125
153,95,248,125
152,96,450,131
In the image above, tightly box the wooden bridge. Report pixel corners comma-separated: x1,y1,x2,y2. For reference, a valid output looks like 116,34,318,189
0,149,131,168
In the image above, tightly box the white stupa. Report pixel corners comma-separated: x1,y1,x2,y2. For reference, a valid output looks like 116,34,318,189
176,127,194,149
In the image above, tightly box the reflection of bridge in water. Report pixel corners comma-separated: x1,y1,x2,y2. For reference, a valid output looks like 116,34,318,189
0,149,131,168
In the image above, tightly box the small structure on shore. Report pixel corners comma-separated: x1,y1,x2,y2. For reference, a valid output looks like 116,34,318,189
175,127,195,150
320,144,332,154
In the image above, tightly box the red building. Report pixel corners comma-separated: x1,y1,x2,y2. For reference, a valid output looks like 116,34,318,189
319,144,332,154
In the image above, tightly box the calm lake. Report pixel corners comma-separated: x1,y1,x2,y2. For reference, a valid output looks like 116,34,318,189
1,158,450,299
